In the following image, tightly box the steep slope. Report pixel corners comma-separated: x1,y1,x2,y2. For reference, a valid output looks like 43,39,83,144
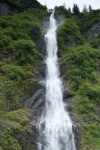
0,0,46,15
0,3,100,150
0,1,48,149
55,6,100,150
78,9,100,49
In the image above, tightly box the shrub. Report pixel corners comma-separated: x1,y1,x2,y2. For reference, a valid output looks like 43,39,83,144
12,39,42,65
57,18,84,53
62,44,100,94
2,133,22,150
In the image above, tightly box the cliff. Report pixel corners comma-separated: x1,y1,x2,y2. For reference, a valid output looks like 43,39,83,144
0,0,46,15
0,2,100,150
0,1,48,149
55,6,100,150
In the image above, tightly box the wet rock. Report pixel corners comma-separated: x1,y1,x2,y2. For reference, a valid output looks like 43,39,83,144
73,124,81,150
25,88,45,109
88,22,100,43
63,83,73,99
43,18,50,35
19,123,37,150
63,83,81,149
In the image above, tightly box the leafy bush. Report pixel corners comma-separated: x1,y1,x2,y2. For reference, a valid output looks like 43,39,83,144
1,109,31,150
77,82,100,104
61,43,100,148
1,64,27,80
55,6,72,21
91,38,100,49
2,133,22,150
78,9,100,36
3,27,17,40
83,124,100,148
5,109,29,125
57,18,84,55
62,44,100,90
12,39,42,65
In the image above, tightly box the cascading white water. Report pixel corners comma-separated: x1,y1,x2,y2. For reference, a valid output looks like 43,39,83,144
38,12,76,150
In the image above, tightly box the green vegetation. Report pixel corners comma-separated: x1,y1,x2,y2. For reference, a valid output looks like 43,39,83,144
0,1,100,149
0,9,47,111
62,44,100,149
0,109,33,150
0,0,46,12
0,1,48,149
62,44,100,92
72,4,80,15
55,6,72,21
77,9,100,40
57,18,84,55
56,6,100,149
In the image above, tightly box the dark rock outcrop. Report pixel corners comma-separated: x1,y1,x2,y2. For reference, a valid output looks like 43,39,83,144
88,22,100,42
0,0,46,15
25,88,45,110
0,2,12,15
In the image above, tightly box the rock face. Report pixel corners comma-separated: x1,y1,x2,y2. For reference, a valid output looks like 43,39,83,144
0,0,44,15
88,22,100,42
0,2,12,15
25,89,44,109
63,84,81,150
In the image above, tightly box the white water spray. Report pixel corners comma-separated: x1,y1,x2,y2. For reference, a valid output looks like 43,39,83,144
38,12,76,150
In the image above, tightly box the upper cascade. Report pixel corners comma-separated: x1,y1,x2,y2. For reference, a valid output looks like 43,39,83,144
38,12,76,150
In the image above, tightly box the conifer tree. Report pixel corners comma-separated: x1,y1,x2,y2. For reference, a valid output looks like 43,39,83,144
83,5,88,13
68,7,71,13
89,5,93,12
72,4,80,15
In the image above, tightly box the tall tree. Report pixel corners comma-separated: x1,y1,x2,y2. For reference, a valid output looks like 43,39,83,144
68,7,71,13
83,5,88,13
89,5,93,12
72,4,80,15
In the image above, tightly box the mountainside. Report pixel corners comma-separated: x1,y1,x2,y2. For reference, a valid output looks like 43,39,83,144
55,6,100,150
0,1,48,149
0,0,46,15
0,2,100,150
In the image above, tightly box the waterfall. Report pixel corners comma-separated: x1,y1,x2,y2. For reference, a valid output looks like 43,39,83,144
38,12,76,150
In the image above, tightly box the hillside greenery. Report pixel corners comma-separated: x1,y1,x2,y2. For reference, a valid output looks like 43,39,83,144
0,0,46,12
0,1,48,149
56,6,100,149
0,2,100,150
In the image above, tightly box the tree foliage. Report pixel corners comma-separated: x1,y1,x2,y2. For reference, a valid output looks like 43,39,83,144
83,5,88,13
89,5,93,12
72,4,80,15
